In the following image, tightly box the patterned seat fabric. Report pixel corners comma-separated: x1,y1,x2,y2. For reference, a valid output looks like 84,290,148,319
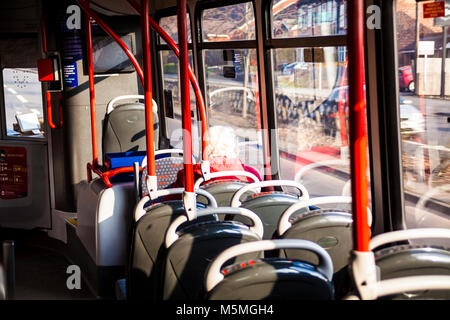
140,156,184,198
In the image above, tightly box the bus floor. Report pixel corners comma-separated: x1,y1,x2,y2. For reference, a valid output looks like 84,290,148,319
0,228,95,300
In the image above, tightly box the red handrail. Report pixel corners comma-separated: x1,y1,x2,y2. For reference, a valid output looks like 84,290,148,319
85,5,99,168
347,0,370,252
46,91,57,129
177,0,194,192
77,0,150,187
42,14,60,130
76,0,144,84
126,0,208,160
141,0,156,176
79,0,207,188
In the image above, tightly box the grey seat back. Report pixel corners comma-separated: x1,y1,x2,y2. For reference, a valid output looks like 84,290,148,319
127,200,211,300
199,179,255,207
162,221,262,300
375,245,450,300
238,193,299,239
208,258,334,300
102,102,159,160
280,209,353,274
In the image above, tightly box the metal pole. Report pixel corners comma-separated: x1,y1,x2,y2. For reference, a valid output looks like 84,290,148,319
415,2,420,94
441,26,448,98
84,0,98,168
347,0,370,252
2,241,15,300
125,0,208,159
177,0,194,193
141,0,156,177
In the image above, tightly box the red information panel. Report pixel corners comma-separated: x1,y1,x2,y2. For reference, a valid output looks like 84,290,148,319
423,1,445,18
0,146,28,199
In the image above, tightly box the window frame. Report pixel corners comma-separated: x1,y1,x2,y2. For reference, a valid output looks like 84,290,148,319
194,0,260,109
194,0,272,177
154,7,194,50
153,8,197,141
263,0,349,180
0,64,47,142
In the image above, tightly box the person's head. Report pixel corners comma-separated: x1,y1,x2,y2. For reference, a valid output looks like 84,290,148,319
204,126,238,158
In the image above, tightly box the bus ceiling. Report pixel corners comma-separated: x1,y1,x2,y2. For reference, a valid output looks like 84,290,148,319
74,0,178,15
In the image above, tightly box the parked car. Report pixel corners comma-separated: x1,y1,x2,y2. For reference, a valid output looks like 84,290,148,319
398,65,414,92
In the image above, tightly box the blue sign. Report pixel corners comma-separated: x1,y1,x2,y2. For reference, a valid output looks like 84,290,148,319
63,61,78,87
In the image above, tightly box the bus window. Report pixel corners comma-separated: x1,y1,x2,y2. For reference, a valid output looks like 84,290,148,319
160,50,196,120
395,2,450,232
200,2,263,174
201,2,255,42
157,13,199,153
159,14,191,44
272,0,347,38
270,0,371,202
273,46,351,197
2,68,44,138
203,49,263,172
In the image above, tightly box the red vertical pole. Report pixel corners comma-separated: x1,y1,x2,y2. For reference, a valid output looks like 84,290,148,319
125,0,208,160
177,0,194,192
46,91,57,129
254,74,261,131
141,0,156,176
338,60,348,147
85,4,99,168
347,0,370,252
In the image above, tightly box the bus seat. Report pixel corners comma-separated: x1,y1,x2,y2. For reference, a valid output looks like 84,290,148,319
161,207,264,300
279,209,353,297
194,170,261,207
238,193,300,239
368,229,450,300
198,179,254,207
279,209,353,274
128,189,217,300
140,154,185,197
375,245,450,299
205,239,334,300
102,101,159,161
76,179,136,267
128,201,206,300
230,180,309,239
276,196,370,296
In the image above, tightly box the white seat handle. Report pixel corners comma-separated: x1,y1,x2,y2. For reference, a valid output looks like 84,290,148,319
230,180,309,208
370,228,450,251
205,239,334,292
346,276,450,300
194,170,260,189
106,95,157,114
134,188,217,222
277,196,372,236
375,276,450,299
165,207,264,248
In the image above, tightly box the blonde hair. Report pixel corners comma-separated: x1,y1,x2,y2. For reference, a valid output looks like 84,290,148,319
204,126,238,158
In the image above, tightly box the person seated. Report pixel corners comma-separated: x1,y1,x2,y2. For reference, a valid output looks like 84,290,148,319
164,126,261,199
